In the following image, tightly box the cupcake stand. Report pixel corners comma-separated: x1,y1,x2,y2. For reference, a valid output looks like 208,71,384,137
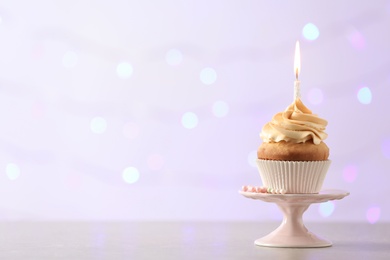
239,189,349,248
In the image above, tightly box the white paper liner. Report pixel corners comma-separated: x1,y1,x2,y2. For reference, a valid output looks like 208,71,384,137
256,159,331,194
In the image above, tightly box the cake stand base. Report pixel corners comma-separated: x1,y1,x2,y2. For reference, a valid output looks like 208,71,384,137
240,189,349,248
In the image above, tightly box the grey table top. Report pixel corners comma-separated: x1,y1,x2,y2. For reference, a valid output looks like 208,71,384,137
0,221,388,259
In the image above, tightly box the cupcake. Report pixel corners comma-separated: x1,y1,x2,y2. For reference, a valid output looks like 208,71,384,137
256,98,330,194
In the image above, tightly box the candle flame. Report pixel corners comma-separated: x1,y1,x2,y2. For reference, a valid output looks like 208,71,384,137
294,41,301,80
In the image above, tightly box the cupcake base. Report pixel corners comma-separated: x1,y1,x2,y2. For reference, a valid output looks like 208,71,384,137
256,159,331,194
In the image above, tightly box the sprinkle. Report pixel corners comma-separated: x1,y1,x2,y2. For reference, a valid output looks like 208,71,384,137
241,186,287,194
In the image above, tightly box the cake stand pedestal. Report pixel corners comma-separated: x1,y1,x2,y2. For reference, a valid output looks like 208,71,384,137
239,189,349,248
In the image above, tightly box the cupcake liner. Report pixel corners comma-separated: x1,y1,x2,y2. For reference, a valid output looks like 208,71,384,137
256,159,331,194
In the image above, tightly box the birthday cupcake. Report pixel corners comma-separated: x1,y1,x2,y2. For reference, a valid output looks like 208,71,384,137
256,97,331,194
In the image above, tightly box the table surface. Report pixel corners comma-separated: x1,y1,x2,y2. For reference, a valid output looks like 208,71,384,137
0,222,389,259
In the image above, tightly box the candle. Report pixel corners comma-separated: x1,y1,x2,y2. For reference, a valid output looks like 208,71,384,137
294,41,301,100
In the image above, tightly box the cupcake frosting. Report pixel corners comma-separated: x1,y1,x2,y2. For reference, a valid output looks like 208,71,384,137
260,98,328,145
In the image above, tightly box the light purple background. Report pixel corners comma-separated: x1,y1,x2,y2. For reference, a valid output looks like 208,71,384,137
0,1,389,223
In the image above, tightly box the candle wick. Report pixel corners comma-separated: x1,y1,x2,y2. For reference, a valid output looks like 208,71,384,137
295,69,299,80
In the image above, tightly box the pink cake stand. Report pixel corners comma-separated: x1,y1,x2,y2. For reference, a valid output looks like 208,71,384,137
239,189,349,248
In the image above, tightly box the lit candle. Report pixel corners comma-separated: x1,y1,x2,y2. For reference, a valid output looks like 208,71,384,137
294,41,301,100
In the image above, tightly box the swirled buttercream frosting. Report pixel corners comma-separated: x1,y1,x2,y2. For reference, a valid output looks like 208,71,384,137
260,98,327,145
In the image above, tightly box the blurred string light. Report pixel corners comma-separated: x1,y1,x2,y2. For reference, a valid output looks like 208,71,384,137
381,138,390,159
90,117,107,134
147,154,165,171
366,207,381,224
307,88,324,105
31,102,45,119
347,29,366,50
131,102,149,119
122,167,140,184
342,164,358,183
117,62,133,79
123,122,140,140
6,163,20,181
319,201,335,217
181,112,198,129
165,49,183,66
200,67,217,85
357,86,372,104
212,101,229,118
62,51,78,68
302,23,320,41
247,150,257,168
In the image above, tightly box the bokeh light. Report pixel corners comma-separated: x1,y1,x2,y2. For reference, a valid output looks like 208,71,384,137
62,51,78,68
131,102,149,119
247,150,257,168
200,67,217,85
342,164,358,183
307,88,324,105
117,62,133,79
147,154,165,171
366,207,381,224
212,101,229,118
123,122,140,140
357,87,372,104
122,167,140,184
181,112,198,129
302,23,320,41
381,138,390,159
166,49,183,66
319,201,335,217
347,29,366,50
90,117,107,134
31,102,45,119
6,163,20,181
31,43,45,59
